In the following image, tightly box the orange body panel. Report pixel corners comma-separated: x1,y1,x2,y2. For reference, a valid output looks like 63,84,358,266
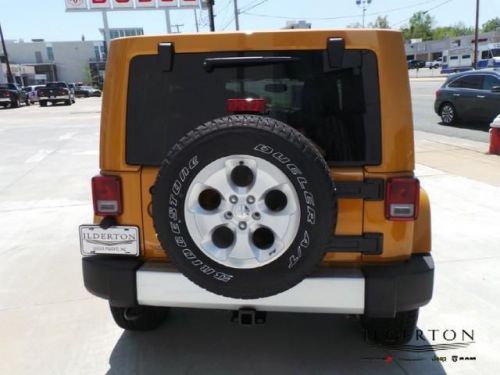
96,29,431,265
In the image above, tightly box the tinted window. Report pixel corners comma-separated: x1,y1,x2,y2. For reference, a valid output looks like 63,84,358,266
483,75,500,90
126,50,381,166
481,50,491,59
449,75,483,89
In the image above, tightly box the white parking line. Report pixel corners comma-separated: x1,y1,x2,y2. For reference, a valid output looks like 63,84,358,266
25,149,53,163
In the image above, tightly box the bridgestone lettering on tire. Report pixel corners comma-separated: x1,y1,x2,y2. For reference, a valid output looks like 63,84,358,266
152,115,337,299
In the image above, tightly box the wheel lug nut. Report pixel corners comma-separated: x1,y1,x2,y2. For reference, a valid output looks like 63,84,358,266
229,195,238,204
224,211,233,220
247,195,255,204
238,222,247,230
252,212,261,220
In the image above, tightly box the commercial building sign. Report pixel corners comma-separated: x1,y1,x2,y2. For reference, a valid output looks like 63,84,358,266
65,0,202,10
112,0,134,8
135,0,156,7
65,0,88,9
89,0,111,8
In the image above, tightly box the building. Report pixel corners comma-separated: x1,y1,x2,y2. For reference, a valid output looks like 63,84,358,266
4,39,106,86
99,27,144,40
282,20,312,30
405,29,500,61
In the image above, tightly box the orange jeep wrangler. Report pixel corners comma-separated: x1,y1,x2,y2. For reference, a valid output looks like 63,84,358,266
80,29,434,344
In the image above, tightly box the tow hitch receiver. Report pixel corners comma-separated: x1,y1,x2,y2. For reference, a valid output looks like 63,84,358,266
231,308,266,325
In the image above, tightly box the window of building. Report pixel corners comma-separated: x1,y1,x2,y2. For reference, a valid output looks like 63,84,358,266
35,51,43,63
47,46,54,62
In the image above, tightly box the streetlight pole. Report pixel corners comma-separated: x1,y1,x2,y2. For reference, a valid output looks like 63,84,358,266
233,0,240,31
0,23,14,83
207,0,215,32
356,0,372,28
473,0,480,69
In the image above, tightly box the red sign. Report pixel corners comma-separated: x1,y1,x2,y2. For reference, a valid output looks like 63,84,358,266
136,0,156,7
89,0,111,8
113,0,133,8
158,0,178,7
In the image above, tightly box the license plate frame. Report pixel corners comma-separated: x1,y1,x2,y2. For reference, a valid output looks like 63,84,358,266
79,225,139,256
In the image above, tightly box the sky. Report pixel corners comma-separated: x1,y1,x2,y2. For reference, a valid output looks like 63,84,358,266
0,0,499,42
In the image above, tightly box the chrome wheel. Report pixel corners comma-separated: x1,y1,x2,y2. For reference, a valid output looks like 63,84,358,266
440,104,455,125
184,155,301,269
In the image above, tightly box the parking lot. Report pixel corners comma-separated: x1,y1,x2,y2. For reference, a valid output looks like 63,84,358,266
0,84,499,374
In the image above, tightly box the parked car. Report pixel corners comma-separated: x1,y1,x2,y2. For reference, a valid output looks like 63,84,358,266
80,30,434,345
407,59,426,69
0,82,30,108
425,58,442,69
37,82,76,106
75,85,102,98
434,70,500,125
22,85,45,103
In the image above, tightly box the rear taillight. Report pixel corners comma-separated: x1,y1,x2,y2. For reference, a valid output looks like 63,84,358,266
385,178,420,221
226,98,266,114
91,175,122,216
435,90,441,98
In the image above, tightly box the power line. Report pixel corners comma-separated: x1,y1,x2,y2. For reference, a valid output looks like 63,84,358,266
391,0,454,27
243,0,444,21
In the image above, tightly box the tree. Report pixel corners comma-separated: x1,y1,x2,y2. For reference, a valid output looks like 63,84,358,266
482,17,500,32
369,15,390,29
432,22,473,40
346,21,363,28
401,11,435,41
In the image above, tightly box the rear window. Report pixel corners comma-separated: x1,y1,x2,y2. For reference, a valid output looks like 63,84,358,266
126,49,381,166
46,82,66,88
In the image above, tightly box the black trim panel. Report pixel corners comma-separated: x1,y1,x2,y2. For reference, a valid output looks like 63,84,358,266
363,254,434,318
327,37,345,68
327,233,383,255
335,179,384,200
158,43,174,72
82,256,143,307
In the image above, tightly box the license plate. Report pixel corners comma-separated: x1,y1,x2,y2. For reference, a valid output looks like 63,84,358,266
79,225,139,256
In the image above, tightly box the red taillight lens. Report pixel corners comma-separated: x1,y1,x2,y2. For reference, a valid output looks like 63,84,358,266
226,98,266,114
385,178,420,221
435,90,441,98
91,175,122,216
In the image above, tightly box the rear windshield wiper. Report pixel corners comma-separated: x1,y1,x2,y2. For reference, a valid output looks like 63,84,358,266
204,56,298,72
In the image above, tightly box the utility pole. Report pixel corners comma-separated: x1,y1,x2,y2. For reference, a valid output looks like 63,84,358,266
233,0,240,31
194,8,199,32
356,0,372,28
172,24,184,33
0,23,14,83
473,0,480,69
207,0,215,32
165,9,172,34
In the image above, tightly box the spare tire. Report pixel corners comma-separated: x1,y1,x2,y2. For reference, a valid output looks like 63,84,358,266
152,115,336,299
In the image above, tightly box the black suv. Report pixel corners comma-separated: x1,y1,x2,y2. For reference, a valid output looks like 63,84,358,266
434,70,500,125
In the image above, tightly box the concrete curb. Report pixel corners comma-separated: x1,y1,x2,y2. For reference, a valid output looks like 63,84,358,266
415,130,500,186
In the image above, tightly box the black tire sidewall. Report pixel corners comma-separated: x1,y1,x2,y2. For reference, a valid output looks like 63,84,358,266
153,125,333,299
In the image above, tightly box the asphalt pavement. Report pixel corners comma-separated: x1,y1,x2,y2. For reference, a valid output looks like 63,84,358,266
0,92,499,374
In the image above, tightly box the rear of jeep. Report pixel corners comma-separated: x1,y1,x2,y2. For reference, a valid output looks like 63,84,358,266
80,29,433,343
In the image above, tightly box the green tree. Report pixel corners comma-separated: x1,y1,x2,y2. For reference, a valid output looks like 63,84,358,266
346,21,362,28
432,22,473,40
401,11,435,41
482,17,500,32
369,15,390,29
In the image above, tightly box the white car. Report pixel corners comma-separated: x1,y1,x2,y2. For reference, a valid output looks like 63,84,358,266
22,85,45,103
425,58,442,69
